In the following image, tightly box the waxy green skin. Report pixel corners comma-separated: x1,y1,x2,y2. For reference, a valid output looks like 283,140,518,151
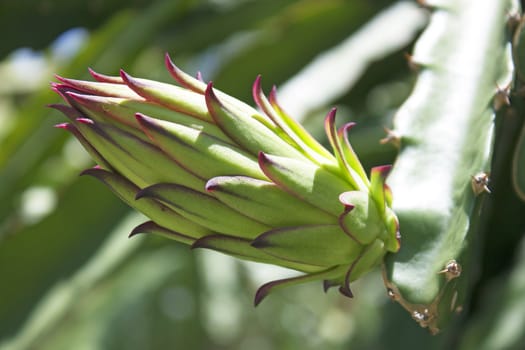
512,13,525,202
52,54,399,305
383,0,515,334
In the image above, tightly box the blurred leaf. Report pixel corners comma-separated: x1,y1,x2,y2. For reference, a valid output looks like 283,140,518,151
276,1,427,121
459,236,525,350
0,176,129,339
0,0,155,58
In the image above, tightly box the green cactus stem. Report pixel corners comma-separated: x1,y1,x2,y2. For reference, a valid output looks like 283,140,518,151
513,123,525,201
382,0,516,334
512,13,525,202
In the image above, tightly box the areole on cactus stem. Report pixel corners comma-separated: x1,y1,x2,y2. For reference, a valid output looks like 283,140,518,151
51,53,400,305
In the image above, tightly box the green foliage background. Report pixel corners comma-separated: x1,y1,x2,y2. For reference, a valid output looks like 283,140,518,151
0,1,524,349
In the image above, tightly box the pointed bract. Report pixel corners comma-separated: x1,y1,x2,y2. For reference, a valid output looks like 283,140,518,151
129,221,196,245
205,175,335,226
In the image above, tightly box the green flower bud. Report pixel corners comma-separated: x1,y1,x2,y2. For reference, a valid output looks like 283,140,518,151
51,54,400,305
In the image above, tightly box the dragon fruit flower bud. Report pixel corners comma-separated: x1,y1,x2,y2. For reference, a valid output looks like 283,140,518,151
51,54,400,305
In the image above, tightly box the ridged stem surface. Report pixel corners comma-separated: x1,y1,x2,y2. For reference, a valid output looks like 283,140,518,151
383,0,516,333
